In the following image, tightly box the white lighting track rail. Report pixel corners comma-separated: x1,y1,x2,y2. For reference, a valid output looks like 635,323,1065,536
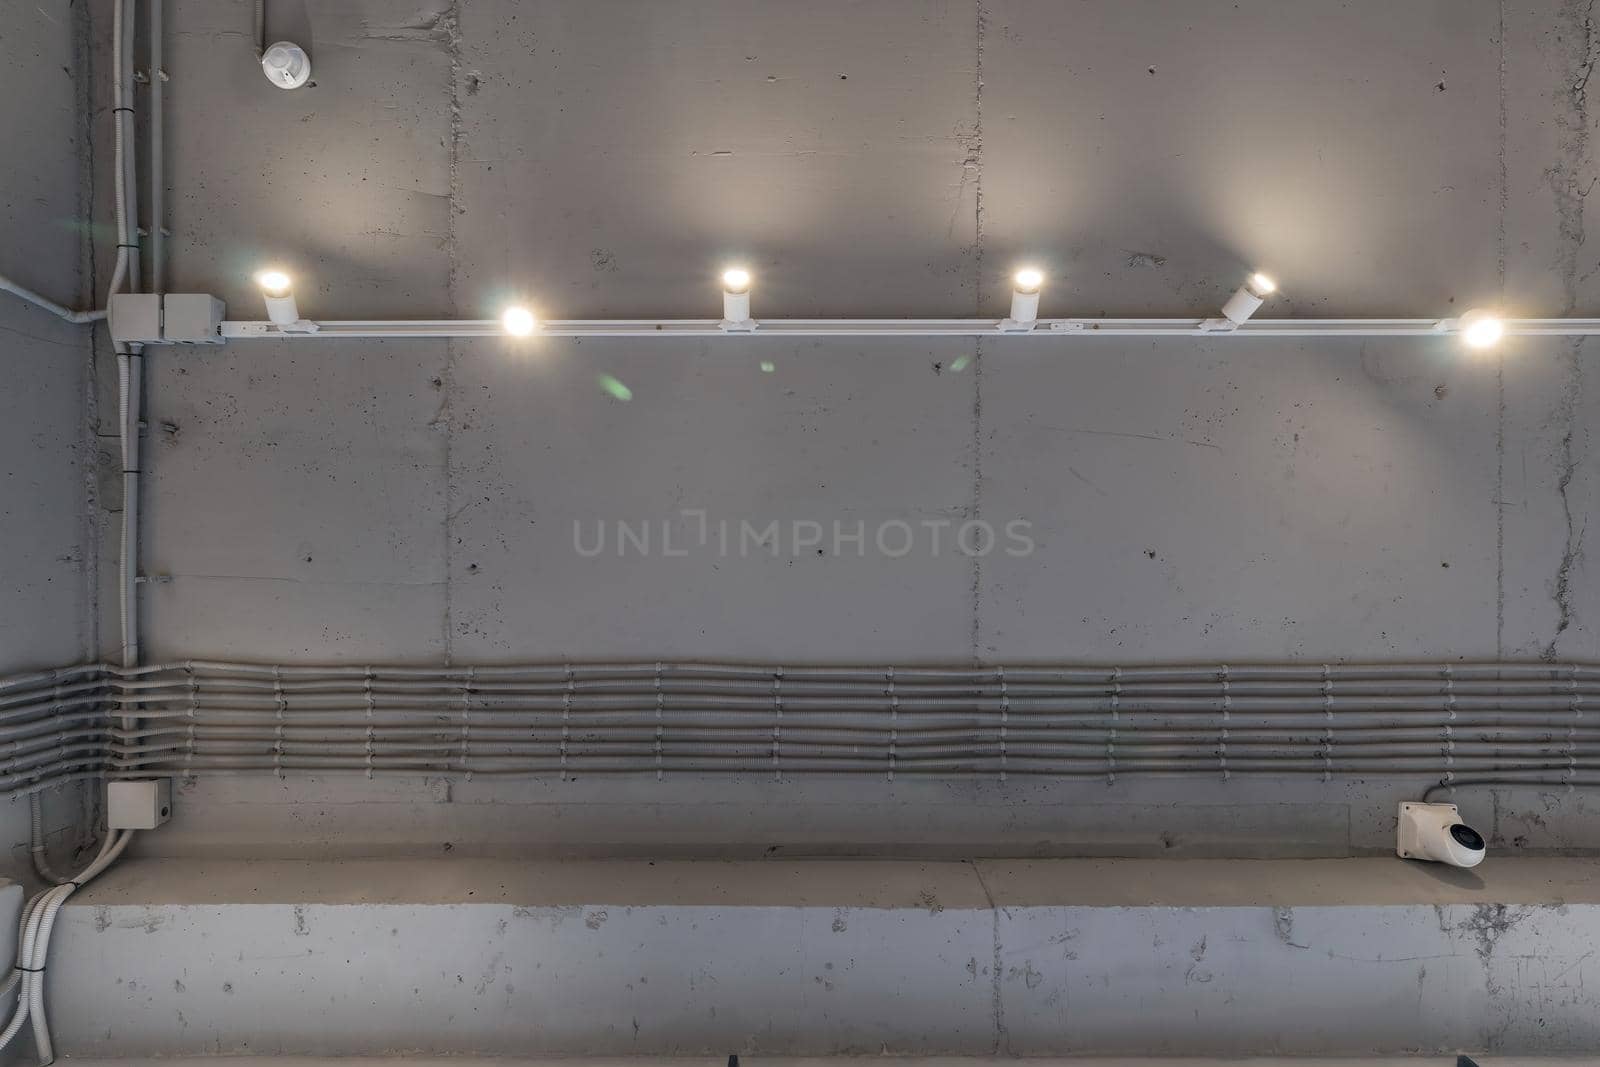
74,264,1589,348
212,317,1600,341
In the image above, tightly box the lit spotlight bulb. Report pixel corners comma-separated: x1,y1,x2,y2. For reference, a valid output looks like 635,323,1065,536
255,269,299,326
502,306,537,337
1458,308,1504,349
1220,271,1277,325
721,267,753,327
1006,267,1044,328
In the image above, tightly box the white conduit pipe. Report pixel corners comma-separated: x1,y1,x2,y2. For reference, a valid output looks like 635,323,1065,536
0,831,131,1064
217,317,1600,341
26,795,66,886
108,0,143,676
119,0,140,298
79,659,1600,679
150,0,165,294
0,662,1596,794
119,353,143,670
106,0,131,306
110,0,137,670
0,278,104,324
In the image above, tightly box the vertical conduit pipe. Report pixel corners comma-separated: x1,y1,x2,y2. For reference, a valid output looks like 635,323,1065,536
120,0,140,294
149,0,164,293
112,0,142,673
121,354,142,670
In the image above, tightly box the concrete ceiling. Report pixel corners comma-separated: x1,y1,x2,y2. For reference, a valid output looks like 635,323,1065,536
3,9,1599,1058
98,0,1592,670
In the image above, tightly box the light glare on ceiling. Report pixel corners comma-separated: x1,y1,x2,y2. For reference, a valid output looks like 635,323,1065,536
1459,309,1504,349
502,306,537,337
255,270,292,298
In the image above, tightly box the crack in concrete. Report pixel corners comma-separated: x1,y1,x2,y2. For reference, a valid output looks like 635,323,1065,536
1549,1,1597,305
1438,902,1534,1049
1272,906,1310,950
968,860,1007,1055
358,8,460,45
1538,0,1598,660
1543,423,1586,661
1576,0,1600,106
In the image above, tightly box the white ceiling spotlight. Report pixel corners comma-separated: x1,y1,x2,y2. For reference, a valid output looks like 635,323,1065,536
180,262,1570,346
501,306,537,337
1201,271,1277,332
261,41,311,90
1000,268,1044,332
720,268,756,332
253,269,310,332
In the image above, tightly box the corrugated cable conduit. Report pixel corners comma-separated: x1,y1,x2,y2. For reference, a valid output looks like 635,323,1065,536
0,660,1593,793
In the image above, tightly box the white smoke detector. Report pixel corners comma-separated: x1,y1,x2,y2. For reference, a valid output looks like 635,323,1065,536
262,41,311,90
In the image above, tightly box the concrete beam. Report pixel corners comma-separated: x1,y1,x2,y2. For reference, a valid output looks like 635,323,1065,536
49,857,1600,1056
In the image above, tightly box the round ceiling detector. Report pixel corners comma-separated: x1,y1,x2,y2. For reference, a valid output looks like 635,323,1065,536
262,41,311,90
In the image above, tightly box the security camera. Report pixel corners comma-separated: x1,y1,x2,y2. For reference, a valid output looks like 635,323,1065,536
1396,801,1485,868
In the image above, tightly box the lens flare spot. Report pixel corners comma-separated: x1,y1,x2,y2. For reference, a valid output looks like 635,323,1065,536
949,354,973,373
597,373,633,402
760,361,776,373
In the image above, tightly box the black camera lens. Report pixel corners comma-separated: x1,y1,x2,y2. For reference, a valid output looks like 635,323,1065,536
1449,824,1484,851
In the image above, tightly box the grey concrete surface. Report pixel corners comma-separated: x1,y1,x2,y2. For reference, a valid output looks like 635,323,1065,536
0,4,98,882
62,0,1595,862
69,856,1600,907
53,1060,1592,1067
123,0,1593,669
29,1,1600,1057
136,773,1600,861
50,857,1600,1056
0,5,94,674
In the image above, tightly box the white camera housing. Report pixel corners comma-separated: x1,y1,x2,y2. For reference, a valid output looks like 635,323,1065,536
1396,801,1486,868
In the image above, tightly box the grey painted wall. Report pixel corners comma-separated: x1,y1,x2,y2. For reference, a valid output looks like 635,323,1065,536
0,4,97,878
66,0,1600,854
